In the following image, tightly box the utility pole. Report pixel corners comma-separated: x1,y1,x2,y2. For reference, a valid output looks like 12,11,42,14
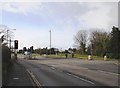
10,39,11,49
49,30,51,54
10,29,16,49
7,29,16,49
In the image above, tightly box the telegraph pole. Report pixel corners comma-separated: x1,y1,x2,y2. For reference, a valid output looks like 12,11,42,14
10,29,16,49
7,29,16,49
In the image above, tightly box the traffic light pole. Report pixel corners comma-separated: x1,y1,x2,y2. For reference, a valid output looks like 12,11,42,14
10,39,11,49
14,40,18,60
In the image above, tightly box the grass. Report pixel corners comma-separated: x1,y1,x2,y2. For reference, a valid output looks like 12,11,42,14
42,53,114,60
17,53,115,61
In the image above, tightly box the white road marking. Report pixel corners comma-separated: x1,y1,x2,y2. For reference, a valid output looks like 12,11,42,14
97,70,119,75
56,69,63,72
51,67,55,70
66,73,95,85
50,66,64,72
13,78,19,79
51,65,56,67
83,67,119,75
50,66,95,85
26,69,42,88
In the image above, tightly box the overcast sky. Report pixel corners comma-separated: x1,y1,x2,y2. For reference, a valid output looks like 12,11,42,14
0,0,118,50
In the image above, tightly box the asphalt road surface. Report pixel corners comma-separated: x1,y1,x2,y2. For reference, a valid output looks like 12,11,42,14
18,59,99,86
18,57,118,87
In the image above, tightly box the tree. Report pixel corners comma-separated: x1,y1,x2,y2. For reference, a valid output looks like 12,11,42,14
23,47,27,51
50,48,55,54
28,48,30,52
86,44,92,55
42,48,47,54
68,48,72,53
18,49,23,53
65,50,69,53
107,26,120,59
72,48,77,53
30,46,34,53
90,30,110,56
74,30,88,54
34,48,42,54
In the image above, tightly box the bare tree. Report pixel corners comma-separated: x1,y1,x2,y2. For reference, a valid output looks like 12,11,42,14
74,30,88,54
0,25,7,45
0,24,15,47
90,30,110,56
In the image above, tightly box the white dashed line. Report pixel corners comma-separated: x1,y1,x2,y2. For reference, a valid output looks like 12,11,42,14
66,73,95,85
49,66,95,85
97,70,119,75
51,67,55,70
51,65,56,67
13,78,19,80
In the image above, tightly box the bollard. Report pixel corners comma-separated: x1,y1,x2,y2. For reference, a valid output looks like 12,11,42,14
88,55,91,60
104,56,107,61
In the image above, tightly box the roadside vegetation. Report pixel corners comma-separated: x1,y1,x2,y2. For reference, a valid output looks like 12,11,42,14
17,53,114,61
40,53,113,60
17,26,120,60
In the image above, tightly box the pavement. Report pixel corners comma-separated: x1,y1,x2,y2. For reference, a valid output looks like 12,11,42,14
3,59,35,87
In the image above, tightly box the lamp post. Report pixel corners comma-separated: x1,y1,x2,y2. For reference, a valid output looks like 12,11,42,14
49,30,51,54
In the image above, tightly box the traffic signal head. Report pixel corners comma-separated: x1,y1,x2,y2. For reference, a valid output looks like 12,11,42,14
14,40,18,49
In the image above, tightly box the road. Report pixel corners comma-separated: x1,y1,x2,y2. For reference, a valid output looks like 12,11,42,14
17,56,119,87
18,59,98,86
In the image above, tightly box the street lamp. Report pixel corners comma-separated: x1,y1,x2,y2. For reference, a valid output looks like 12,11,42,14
49,30,51,54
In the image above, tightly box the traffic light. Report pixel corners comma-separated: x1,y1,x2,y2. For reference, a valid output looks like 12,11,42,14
30,46,33,51
14,40,18,49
